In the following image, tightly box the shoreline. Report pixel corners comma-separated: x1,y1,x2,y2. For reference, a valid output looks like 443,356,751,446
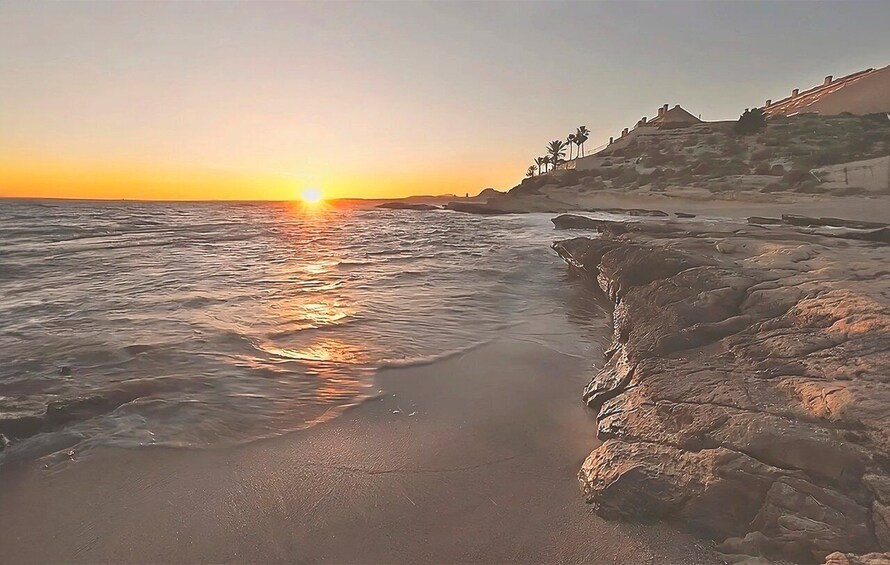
3,200,887,563
553,215,890,564
446,191,890,224
0,314,716,562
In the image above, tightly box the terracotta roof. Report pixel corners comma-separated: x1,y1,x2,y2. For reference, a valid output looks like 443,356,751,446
763,65,890,117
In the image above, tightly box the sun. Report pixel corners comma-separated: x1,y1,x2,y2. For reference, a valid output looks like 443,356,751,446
301,187,323,204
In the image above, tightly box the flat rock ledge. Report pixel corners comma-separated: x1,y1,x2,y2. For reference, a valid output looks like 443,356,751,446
553,218,890,564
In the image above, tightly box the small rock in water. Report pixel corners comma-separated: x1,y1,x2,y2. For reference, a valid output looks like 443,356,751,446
0,434,10,451
58,366,72,376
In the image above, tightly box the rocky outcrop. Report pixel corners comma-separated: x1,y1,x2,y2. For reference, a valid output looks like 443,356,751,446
553,219,890,563
780,215,888,230
376,202,441,210
748,214,888,230
443,201,519,215
475,187,505,200
825,553,890,565
746,215,890,244
552,214,615,231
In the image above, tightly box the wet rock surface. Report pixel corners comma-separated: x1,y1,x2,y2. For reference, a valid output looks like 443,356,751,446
553,218,890,563
779,215,888,230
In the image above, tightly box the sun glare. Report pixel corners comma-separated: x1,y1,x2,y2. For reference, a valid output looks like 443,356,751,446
301,187,323,204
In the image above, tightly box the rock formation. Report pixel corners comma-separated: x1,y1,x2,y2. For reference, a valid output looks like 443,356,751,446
376,202,441,210
553,217,890,563
443,201,518,215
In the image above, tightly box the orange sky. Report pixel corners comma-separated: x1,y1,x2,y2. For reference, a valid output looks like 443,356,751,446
2,2,887,201
0,154,517,201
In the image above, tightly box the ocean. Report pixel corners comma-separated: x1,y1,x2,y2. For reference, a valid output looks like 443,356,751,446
0,200,605,464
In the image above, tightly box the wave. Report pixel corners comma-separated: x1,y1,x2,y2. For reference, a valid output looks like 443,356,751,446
0,201,601,464
375,337,496,369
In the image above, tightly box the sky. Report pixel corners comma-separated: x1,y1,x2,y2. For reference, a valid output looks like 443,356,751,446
1,0,888,201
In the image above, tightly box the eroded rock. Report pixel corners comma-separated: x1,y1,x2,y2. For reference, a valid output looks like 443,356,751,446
554,218,890,563
824,552,890,565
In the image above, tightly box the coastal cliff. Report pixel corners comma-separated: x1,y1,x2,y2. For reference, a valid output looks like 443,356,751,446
440,113,890,218
553,217,890,563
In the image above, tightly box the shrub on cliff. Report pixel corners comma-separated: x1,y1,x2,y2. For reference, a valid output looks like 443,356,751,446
813,145,846,167
692,159,715,175
721,139,745,157
751,148,773,161
618,168,640,184
795,180,826,194
734,108,766,135
643,151,669,167
783,169,809,187
584,178,606,191
753,162,772,175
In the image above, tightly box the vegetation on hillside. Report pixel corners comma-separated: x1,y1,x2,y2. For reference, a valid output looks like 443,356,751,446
734,108,767,135
512,113,890,197
527,125,590,176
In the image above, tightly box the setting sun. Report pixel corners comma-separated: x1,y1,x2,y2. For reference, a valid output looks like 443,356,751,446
301,187,323,204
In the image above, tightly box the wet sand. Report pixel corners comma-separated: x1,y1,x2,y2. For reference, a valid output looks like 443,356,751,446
0,336,717,564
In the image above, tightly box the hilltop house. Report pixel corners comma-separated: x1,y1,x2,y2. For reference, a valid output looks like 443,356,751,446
763,64,890,117
558,103,703,171
650,104,702,128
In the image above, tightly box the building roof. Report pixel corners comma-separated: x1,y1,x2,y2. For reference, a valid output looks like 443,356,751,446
650,105,702,126
763,64,890,117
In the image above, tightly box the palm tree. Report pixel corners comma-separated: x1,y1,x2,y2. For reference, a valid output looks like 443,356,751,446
567,134,576,160
542,155,551,173
575,126,590,157
547,140,567,168
526,165,536,178
534,156,546,175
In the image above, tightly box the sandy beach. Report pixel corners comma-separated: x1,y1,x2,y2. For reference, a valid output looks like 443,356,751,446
0,333,718,564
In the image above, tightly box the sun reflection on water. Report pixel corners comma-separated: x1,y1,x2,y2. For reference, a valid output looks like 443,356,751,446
247,206,370,408
262,339,364,364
